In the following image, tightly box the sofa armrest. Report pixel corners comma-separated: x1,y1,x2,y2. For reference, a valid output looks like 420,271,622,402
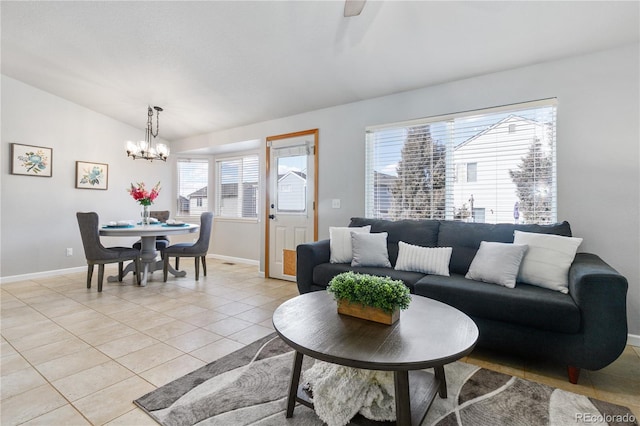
296,239,331,294
568,252,628,367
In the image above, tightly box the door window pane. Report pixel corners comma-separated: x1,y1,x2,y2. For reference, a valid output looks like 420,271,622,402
277,155,307,213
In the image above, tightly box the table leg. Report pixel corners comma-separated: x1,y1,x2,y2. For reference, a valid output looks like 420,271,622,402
286,351,304,418
394,370,412,425
434,366,447,398
106,235,158,285
164,261,187,278
109,258,187,283
106,261,136,283
137,236,159,286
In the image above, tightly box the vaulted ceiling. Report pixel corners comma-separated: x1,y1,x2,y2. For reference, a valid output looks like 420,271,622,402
2,1,638,141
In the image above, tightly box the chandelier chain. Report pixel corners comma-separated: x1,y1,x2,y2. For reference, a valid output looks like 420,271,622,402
149,106,160,138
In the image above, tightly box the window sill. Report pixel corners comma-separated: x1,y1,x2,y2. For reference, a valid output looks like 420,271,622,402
214,217,259,224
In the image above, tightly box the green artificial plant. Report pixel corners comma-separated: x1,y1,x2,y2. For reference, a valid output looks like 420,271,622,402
327,271,411,313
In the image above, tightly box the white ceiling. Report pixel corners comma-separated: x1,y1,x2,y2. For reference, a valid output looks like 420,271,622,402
2,1,638,142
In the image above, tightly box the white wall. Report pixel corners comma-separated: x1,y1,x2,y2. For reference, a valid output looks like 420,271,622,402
1,76,173,278
175,44,640,337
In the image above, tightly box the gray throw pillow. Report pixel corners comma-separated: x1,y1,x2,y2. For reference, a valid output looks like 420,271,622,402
465,241,528,288
351,232,391,268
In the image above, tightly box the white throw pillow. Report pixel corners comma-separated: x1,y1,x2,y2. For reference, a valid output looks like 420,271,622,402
465,242,528,288
329,226,371,263
351,232,392,267
394,241,452,276
513,230,583,293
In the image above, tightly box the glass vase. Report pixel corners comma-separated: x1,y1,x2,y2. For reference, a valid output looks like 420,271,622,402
141,205,151,225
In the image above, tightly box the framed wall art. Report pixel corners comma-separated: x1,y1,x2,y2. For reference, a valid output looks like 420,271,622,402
10,143,53,177
75,161,108,190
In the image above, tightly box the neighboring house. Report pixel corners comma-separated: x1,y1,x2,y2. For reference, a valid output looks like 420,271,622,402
218,182,258,218
177,195,190,215
372,170,397,219
452,115,550,224
188,186,209,216
277,171,306,211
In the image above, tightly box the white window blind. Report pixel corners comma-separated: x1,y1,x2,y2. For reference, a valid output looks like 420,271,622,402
176,158,209,217
365,99,557,224
216,154,259,219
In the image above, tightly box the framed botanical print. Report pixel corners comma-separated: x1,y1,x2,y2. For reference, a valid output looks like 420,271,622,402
10,143,53,177
75,161,108,190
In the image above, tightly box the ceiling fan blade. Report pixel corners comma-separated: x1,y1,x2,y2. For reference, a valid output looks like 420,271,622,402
344,0,366,17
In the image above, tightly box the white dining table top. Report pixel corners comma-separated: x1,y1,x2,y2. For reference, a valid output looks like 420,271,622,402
99,223,199,237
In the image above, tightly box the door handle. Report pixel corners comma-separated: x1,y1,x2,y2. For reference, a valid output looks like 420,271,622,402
269,214,275,219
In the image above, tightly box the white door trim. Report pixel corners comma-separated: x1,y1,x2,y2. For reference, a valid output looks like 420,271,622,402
265,129,319,279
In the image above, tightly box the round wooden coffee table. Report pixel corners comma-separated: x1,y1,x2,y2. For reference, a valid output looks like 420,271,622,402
272,291,479,425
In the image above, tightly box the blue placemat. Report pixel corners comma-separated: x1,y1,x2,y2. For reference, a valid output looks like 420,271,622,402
162,223,189,227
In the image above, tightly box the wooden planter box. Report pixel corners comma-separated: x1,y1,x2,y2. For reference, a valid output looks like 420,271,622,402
337,299,400,325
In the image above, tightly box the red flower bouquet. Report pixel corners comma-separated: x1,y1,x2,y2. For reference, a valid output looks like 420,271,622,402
128,181,161,206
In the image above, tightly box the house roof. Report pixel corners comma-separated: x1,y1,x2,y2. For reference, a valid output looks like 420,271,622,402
454,115,545,150
278,171,307,183
187,186,208,198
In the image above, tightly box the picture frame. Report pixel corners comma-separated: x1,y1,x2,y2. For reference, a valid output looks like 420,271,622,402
75,161,108,190
10,143,53,177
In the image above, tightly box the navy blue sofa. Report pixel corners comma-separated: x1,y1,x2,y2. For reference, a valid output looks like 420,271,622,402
296,217,628,384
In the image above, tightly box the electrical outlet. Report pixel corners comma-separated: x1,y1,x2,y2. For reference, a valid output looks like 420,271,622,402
66,248,73,257
332,199,341,209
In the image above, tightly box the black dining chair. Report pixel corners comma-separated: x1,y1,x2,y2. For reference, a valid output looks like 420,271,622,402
76,212,141,291
132,210,171,255
163,212,214,281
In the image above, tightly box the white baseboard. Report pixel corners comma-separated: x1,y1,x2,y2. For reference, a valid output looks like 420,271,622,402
627,333,640,348
0,256,260,284
208,254,260,267
0,266,86,285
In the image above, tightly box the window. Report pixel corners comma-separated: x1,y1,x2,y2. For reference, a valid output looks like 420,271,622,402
216,154,259,219
466,163,477,183
365,99,557,224
176,158,209,217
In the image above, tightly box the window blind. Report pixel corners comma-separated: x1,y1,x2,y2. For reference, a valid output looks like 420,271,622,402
365,99,557,224
176,158,209,217
216,154,259,219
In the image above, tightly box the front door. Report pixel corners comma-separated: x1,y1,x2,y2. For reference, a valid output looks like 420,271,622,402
266,129,318,281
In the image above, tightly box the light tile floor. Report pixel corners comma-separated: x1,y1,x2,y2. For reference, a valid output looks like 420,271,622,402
1,259,638,425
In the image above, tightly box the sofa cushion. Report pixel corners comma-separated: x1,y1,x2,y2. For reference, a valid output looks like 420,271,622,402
414,274,580,334
437,221,572,275
313,262,425,293
349,217,440,265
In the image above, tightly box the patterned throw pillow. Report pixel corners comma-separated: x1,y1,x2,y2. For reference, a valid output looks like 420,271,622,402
394,241,452,276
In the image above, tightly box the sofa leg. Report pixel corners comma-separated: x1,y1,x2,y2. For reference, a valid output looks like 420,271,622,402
567,366,580,384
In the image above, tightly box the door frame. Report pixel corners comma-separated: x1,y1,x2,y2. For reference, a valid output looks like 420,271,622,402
265,128,319,279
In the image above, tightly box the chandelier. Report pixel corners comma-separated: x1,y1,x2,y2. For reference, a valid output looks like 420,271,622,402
126,106,170,161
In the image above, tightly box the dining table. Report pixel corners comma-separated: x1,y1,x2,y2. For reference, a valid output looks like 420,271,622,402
99,222,200,286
